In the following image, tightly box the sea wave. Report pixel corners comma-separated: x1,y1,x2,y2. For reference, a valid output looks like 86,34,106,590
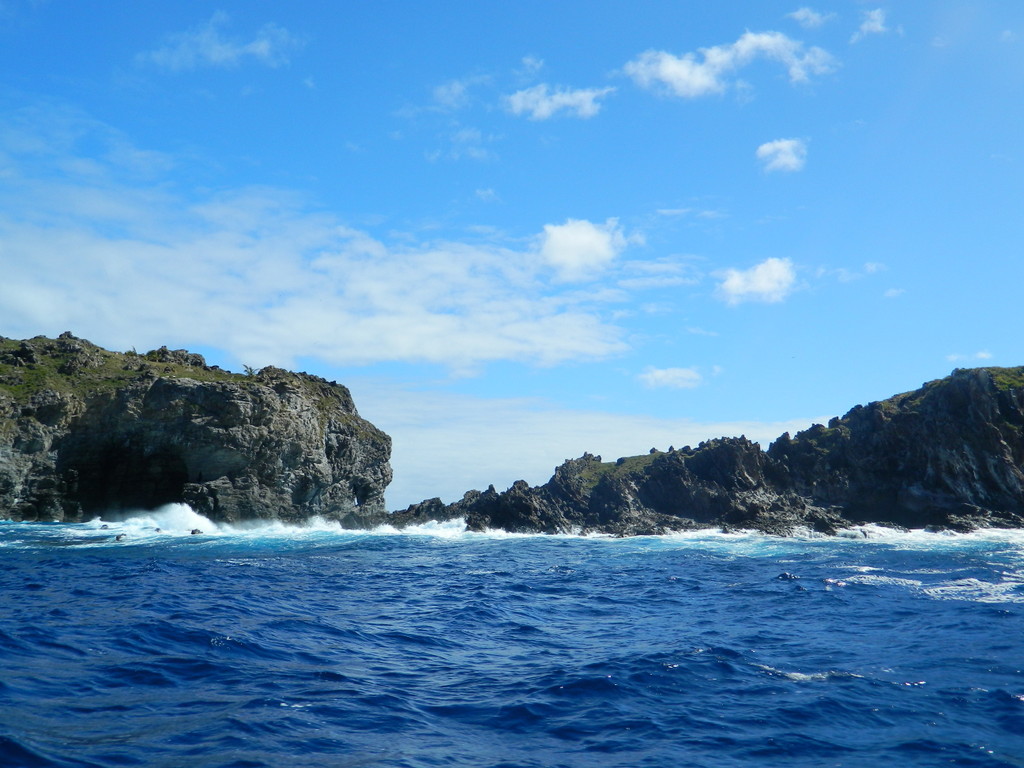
4,504,1024,554
2,504,1023,767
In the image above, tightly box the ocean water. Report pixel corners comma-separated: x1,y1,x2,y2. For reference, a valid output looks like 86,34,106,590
1,505,1023,768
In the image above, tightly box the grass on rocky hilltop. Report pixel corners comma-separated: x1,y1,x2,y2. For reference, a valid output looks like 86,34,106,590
988,366,1024,392
870,365,1024,415
0,335,379,436
574,451,664,491
0,335,245,404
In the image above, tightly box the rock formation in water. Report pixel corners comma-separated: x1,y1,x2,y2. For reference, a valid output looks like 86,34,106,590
4,333,1022,535
0,333,391,523
392,366,1024,535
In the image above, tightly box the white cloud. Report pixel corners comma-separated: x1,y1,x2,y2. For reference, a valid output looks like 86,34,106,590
788,8,834,29
432,75,490,110
686,327,719,337
433,80,471,109
756,138,808,172
139,12,300,71
851,9,888,43
447,126,497,161
518,56,545,76
539,218,629,282
0,111,639,373
946,351,993,363
427,126,499,162
624,31,834,99
883,288,905,299
0,199,627,371
505,83,616,120
638,366,703,389
616,258,700,290
353,383,823,507
834,262,884,282
716,257,797,305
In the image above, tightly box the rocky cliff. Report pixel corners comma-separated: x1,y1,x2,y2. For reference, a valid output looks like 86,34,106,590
5,334,1022,536
393,367,1024,535
0,333,391,523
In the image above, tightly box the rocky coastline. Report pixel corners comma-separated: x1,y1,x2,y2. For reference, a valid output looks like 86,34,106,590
0,333,390,524
390,365,1024,536
2,333,1023,535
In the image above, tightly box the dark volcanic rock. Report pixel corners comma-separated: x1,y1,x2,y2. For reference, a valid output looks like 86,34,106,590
393,367,1024,535
5,333,1022,537
0,334,391,523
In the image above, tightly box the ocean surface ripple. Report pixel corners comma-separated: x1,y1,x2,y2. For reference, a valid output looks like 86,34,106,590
2,505,1023,767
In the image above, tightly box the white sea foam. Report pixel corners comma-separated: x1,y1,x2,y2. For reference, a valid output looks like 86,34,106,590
840,574,924,589
835,524,1024,546
8,505,1024,553
922,575,1024,604
756,664,863,683
112,503,217,535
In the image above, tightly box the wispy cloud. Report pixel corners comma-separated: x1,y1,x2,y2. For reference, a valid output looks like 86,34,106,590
432,75,491,110
138,11,301,71
946,351,993,363
624,31,834,99
616,258,700,290
851,9,889,43
787,8,835,29
638,366,703,389
756,138,807,172
716,257,797,305
0,108,639,373
505,83,616,120
515,56,545,78
833,262,885,282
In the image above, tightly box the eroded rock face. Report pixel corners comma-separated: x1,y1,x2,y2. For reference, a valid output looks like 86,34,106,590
0,334,391,523
391,367,1024,535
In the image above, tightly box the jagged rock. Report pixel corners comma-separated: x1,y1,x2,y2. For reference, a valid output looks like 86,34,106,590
393,367,1024,535
5,332,1022,537
0,334,392,523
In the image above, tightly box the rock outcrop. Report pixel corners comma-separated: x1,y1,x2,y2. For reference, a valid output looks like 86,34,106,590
392,367,1024,535
0,333,391,523
5,333,1022,536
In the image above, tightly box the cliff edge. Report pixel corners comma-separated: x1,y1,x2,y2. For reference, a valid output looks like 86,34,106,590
5,333,1022,536
0,333,391,523
393,367,1024,535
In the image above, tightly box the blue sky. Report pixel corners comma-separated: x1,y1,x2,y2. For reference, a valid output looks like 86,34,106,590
1,1,1021,508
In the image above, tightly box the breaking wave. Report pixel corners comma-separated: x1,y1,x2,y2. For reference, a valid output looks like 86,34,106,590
1,507,1023,766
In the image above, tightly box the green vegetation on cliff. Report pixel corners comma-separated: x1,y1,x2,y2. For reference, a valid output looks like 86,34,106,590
0,333,392,523
988,367,1024,392
575,451,664,491
0,334,363,431
0,334,243,404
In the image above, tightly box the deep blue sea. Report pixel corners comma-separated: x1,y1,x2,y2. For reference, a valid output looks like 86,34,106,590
2,505,1023,768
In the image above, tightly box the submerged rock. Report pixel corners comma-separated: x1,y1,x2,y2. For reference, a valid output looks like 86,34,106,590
0,333,391,524
392,367,1024,535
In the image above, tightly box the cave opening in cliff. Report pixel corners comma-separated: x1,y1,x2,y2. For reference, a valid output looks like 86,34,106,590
65,444,190,517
